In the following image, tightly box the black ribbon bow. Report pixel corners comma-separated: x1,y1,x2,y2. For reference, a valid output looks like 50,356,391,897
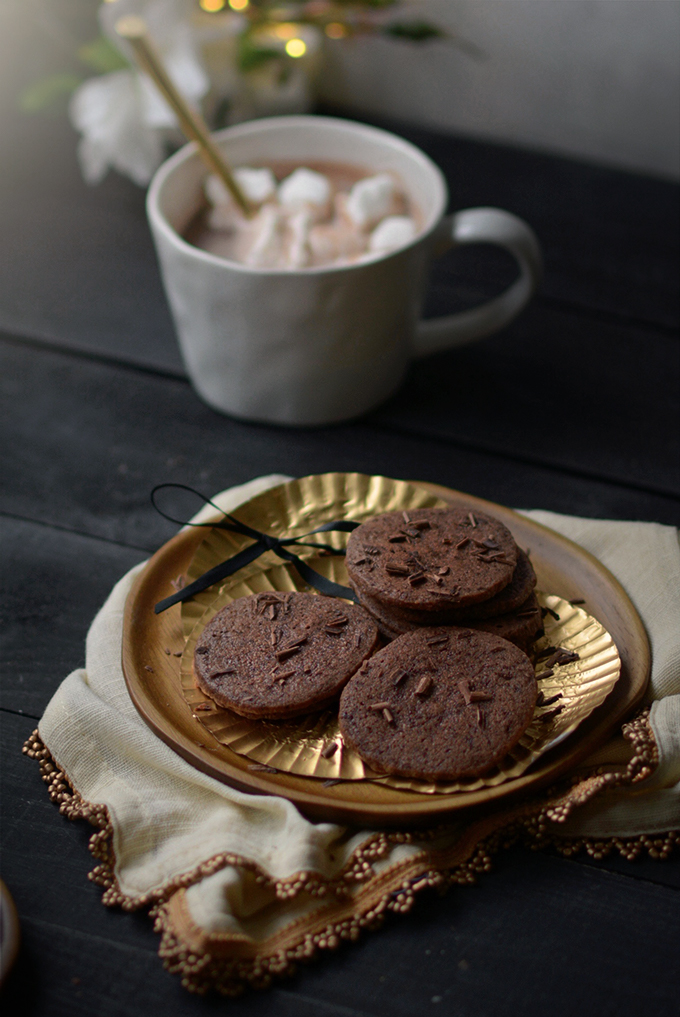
152,484,361,614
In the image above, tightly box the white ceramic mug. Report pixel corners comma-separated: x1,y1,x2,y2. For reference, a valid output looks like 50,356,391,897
147,115,542,426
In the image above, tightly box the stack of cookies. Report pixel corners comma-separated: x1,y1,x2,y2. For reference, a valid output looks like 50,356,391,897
345,507,542,652
192,506,544,782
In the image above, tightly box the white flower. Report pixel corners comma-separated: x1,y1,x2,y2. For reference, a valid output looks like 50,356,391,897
70,69,165,185
68,0,325,186
70,0,209,185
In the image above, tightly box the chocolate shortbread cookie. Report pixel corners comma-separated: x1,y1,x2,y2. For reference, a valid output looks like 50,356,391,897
194,591,379,720
339,627,537,781
472,592,543,651
354,549,536,628
352,586,542,652
346,508,518,612
351,598,411,643
451,549,536,621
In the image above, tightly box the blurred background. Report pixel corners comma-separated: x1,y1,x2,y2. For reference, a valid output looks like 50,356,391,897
1,0,678,183
320,0,680,180
0,0,677,371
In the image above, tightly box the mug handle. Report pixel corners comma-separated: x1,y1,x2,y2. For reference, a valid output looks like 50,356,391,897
413,207,543,358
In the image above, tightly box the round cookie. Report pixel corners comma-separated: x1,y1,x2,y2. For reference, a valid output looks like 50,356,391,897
353,549,536,629
348,585,413,641
351,591,542,653
456,550,536,621
339,627,537,781
194,591,379,720
346,508,518,612
471,592,543,651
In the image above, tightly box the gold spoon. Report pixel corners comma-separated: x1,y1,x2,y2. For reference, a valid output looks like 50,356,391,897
115,15,252,217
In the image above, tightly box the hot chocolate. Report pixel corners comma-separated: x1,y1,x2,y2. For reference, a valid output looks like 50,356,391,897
183,160,420,271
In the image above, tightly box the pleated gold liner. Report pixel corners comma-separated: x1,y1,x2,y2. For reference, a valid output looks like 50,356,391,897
177,475,621,795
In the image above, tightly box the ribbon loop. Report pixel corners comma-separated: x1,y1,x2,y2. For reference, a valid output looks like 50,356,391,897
151,484,361,614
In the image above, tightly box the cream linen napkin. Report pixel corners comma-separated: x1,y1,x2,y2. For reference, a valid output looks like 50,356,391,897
37,477,680,947
520,510,680,838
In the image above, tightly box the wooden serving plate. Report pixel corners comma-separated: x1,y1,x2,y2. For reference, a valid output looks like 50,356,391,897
122,479,650,827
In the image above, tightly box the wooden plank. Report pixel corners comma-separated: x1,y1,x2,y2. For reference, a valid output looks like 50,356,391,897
2,919,375,1017
542,844,680,891
2,338,679,550
2,713,679,1017
0,117,182,376
0,517,144,717
339,107,680,333
371,302,680,497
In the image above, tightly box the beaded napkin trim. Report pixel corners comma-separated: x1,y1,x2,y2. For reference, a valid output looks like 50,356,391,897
23,710,677,997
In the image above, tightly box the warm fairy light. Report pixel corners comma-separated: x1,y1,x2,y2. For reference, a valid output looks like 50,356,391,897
285,38,307,58
325,22,347,39
200,0,226,10
228,0,249,10
273,23,299,40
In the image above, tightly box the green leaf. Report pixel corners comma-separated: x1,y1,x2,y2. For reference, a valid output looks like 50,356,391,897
78,35,129,73
384,21,445,42
19,73,83,113
237,34,281,74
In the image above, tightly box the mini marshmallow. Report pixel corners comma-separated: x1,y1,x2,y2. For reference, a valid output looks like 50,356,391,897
368,215,418,253
246,205,282,267
207,203,243,232
205,173,230,207
278,168,331,218
309,222,367,264
287,210,312,269
205,167,277,208
346,173,395,228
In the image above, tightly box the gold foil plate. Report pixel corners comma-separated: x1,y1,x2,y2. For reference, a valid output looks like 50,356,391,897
178,475,621,795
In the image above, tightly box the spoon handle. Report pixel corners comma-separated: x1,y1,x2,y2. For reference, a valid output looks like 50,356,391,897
116,15,252,216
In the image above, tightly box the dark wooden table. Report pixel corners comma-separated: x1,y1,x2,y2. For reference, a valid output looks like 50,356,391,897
1,94,679,1016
